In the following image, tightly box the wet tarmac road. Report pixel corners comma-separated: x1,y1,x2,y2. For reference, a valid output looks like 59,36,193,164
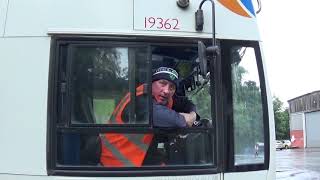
276,148,320,179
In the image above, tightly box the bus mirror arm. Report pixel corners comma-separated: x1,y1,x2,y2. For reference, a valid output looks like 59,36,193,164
196,0,220,76
195,0,217,47
206,45,220,56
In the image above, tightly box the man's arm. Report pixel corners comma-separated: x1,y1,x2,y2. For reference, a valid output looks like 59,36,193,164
173,95,198,126
179,112,197,127
153,103,187,127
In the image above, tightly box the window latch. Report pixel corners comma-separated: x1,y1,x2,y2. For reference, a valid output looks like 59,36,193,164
60,82,67,93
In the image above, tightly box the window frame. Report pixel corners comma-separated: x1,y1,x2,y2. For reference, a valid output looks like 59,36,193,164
220,40,270,172
47,35,218,176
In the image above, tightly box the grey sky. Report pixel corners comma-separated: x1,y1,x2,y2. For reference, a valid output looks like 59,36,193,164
256,0,320,106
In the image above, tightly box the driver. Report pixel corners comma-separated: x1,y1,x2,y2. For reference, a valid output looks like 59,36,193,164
100,67,198,167
143,67,199,165
152,67,197,127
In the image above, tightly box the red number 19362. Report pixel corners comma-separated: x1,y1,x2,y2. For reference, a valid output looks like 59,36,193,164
144,17,180,30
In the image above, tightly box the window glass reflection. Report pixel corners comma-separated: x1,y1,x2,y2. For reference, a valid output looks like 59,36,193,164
71,47,149,124
57,132,213,167
231,47,265,165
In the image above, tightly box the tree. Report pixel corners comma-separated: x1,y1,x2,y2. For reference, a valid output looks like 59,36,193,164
73,47,126,92
273,97,290,140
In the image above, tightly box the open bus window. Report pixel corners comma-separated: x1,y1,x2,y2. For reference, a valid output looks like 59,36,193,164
230,46,265,165
152,45,213,123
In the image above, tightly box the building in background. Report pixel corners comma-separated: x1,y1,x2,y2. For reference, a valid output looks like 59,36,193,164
288,90,320,148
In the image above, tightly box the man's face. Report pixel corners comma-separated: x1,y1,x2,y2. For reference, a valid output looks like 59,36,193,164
152,79,176,105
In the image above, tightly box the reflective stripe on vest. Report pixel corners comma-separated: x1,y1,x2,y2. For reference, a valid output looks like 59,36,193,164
100,84,153,167
100,133,153,167
100,84,173,167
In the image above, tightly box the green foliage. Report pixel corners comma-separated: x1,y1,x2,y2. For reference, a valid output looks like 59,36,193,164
72,47,128,123
191,53,266,155
93,99,115,124
189,83,212,120
233,80,264,153
73,47,128,92
273,97,289,139
191,59,265,155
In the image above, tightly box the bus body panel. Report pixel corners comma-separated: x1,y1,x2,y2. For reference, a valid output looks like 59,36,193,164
259,41,276,180
224,170,268,180
134,0,260,40
0,174,221,180
0,37,50,175
0,0,274,179
3,0,260,41
4,0,49,37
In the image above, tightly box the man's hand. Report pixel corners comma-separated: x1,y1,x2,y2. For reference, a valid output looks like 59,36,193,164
179,111,197,127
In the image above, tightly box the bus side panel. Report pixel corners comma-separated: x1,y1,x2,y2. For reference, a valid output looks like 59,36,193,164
0,174,221,180
134,0,260,41
48,0,133,34
259,42,276,180
4,0,133,37
4,0,260,41
0,37,50,175
224,170,268,179
4,0,49,37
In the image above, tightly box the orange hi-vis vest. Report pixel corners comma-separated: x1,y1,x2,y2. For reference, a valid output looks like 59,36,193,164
100,84,173,167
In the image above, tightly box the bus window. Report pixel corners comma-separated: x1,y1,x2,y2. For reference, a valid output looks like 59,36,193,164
230,46,265,165
70,46,149,125
57,131,213,166
51,39,216,171
186,75,212,121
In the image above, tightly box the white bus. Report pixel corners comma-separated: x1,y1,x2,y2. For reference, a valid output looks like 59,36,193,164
0,0,275,179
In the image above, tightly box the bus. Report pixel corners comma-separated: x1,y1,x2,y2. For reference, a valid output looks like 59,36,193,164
0,0,275,179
